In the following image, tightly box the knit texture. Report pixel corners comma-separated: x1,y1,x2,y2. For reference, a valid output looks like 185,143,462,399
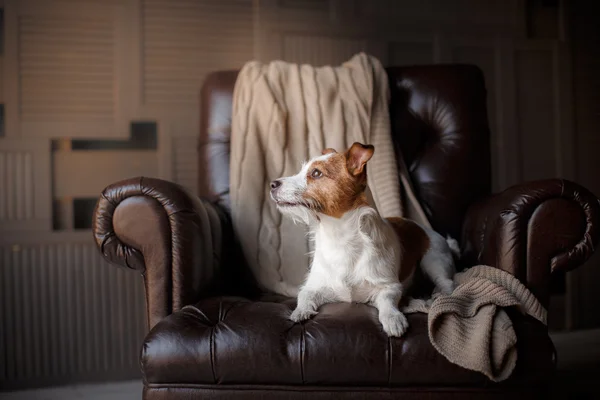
403,265,547,382
230,53,429,296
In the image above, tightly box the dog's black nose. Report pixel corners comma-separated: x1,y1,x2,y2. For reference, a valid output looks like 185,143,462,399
270,180,282,190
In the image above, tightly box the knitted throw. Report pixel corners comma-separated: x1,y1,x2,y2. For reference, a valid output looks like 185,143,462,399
403,265,547,382
230,53,428,296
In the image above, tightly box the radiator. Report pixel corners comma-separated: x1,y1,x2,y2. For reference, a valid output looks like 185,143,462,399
0,238,147,389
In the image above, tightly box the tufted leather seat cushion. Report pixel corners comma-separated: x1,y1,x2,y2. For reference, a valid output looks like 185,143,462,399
141,296,555,387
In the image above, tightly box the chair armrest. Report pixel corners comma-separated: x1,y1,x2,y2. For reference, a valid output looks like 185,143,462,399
461,178,600,305
93,176,225,329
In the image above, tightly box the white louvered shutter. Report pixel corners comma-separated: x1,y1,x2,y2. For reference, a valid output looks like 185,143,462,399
9,0,128,138
142,0,254,109
19,16,114,122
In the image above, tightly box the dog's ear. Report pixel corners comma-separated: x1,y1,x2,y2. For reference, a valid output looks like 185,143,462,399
322,148,337,155
346,142,374,176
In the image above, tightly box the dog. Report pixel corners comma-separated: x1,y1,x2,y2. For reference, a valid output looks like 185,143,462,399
269,142,458,337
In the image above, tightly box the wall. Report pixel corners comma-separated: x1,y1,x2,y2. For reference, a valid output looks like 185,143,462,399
0,234,146,389
255,0,575,192
0,0,595,388
569,0,600,330
0,0,255,388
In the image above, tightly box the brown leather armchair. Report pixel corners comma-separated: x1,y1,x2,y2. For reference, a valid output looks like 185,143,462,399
93,65,600,399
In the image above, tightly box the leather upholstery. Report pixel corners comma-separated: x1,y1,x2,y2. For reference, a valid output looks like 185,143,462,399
93,177,227,328
198,70,239,209
386,65,491,240
461,178,600,305
142,297,553,388
91,64,600,399
143,386,547,400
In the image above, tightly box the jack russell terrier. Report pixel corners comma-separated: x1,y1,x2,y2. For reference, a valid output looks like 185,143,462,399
269,142,458,337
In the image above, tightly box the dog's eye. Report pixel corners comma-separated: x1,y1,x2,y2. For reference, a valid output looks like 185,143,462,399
311,168,323,178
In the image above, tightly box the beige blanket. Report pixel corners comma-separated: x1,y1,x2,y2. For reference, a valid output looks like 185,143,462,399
230,54,545,382
230,53,429,296
403,265,547,382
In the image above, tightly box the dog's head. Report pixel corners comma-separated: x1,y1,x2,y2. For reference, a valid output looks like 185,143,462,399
269,142,374,223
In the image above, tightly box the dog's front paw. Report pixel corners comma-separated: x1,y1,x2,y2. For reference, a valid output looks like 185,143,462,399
379,311,409,337
290,307,317,322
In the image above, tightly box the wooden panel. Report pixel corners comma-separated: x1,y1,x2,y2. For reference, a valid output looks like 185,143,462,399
354,0,523,33
0,150,34,220
569,0,600,330
142,0,254,107
2,0,131,138
278,0,329,11
0,239,146,388
282,35,366,65
451,44,500,190
18,13,114,122
0,139,51,231
53,151,158,198
55,0,124,3
388,41,434,66
0,56,4,104
515,49,557,182
173,136,198,194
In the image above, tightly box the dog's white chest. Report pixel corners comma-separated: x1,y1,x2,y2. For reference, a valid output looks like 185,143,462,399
313,223,395,303
317,229,361,267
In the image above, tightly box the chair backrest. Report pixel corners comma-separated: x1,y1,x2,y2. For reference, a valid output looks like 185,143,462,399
198,65,491,240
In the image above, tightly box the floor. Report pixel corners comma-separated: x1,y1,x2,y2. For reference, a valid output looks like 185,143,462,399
548,328,600,400
1,330,599,400
0,381,142,400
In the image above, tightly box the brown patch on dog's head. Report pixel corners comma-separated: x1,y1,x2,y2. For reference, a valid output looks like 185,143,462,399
302,142,375,218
